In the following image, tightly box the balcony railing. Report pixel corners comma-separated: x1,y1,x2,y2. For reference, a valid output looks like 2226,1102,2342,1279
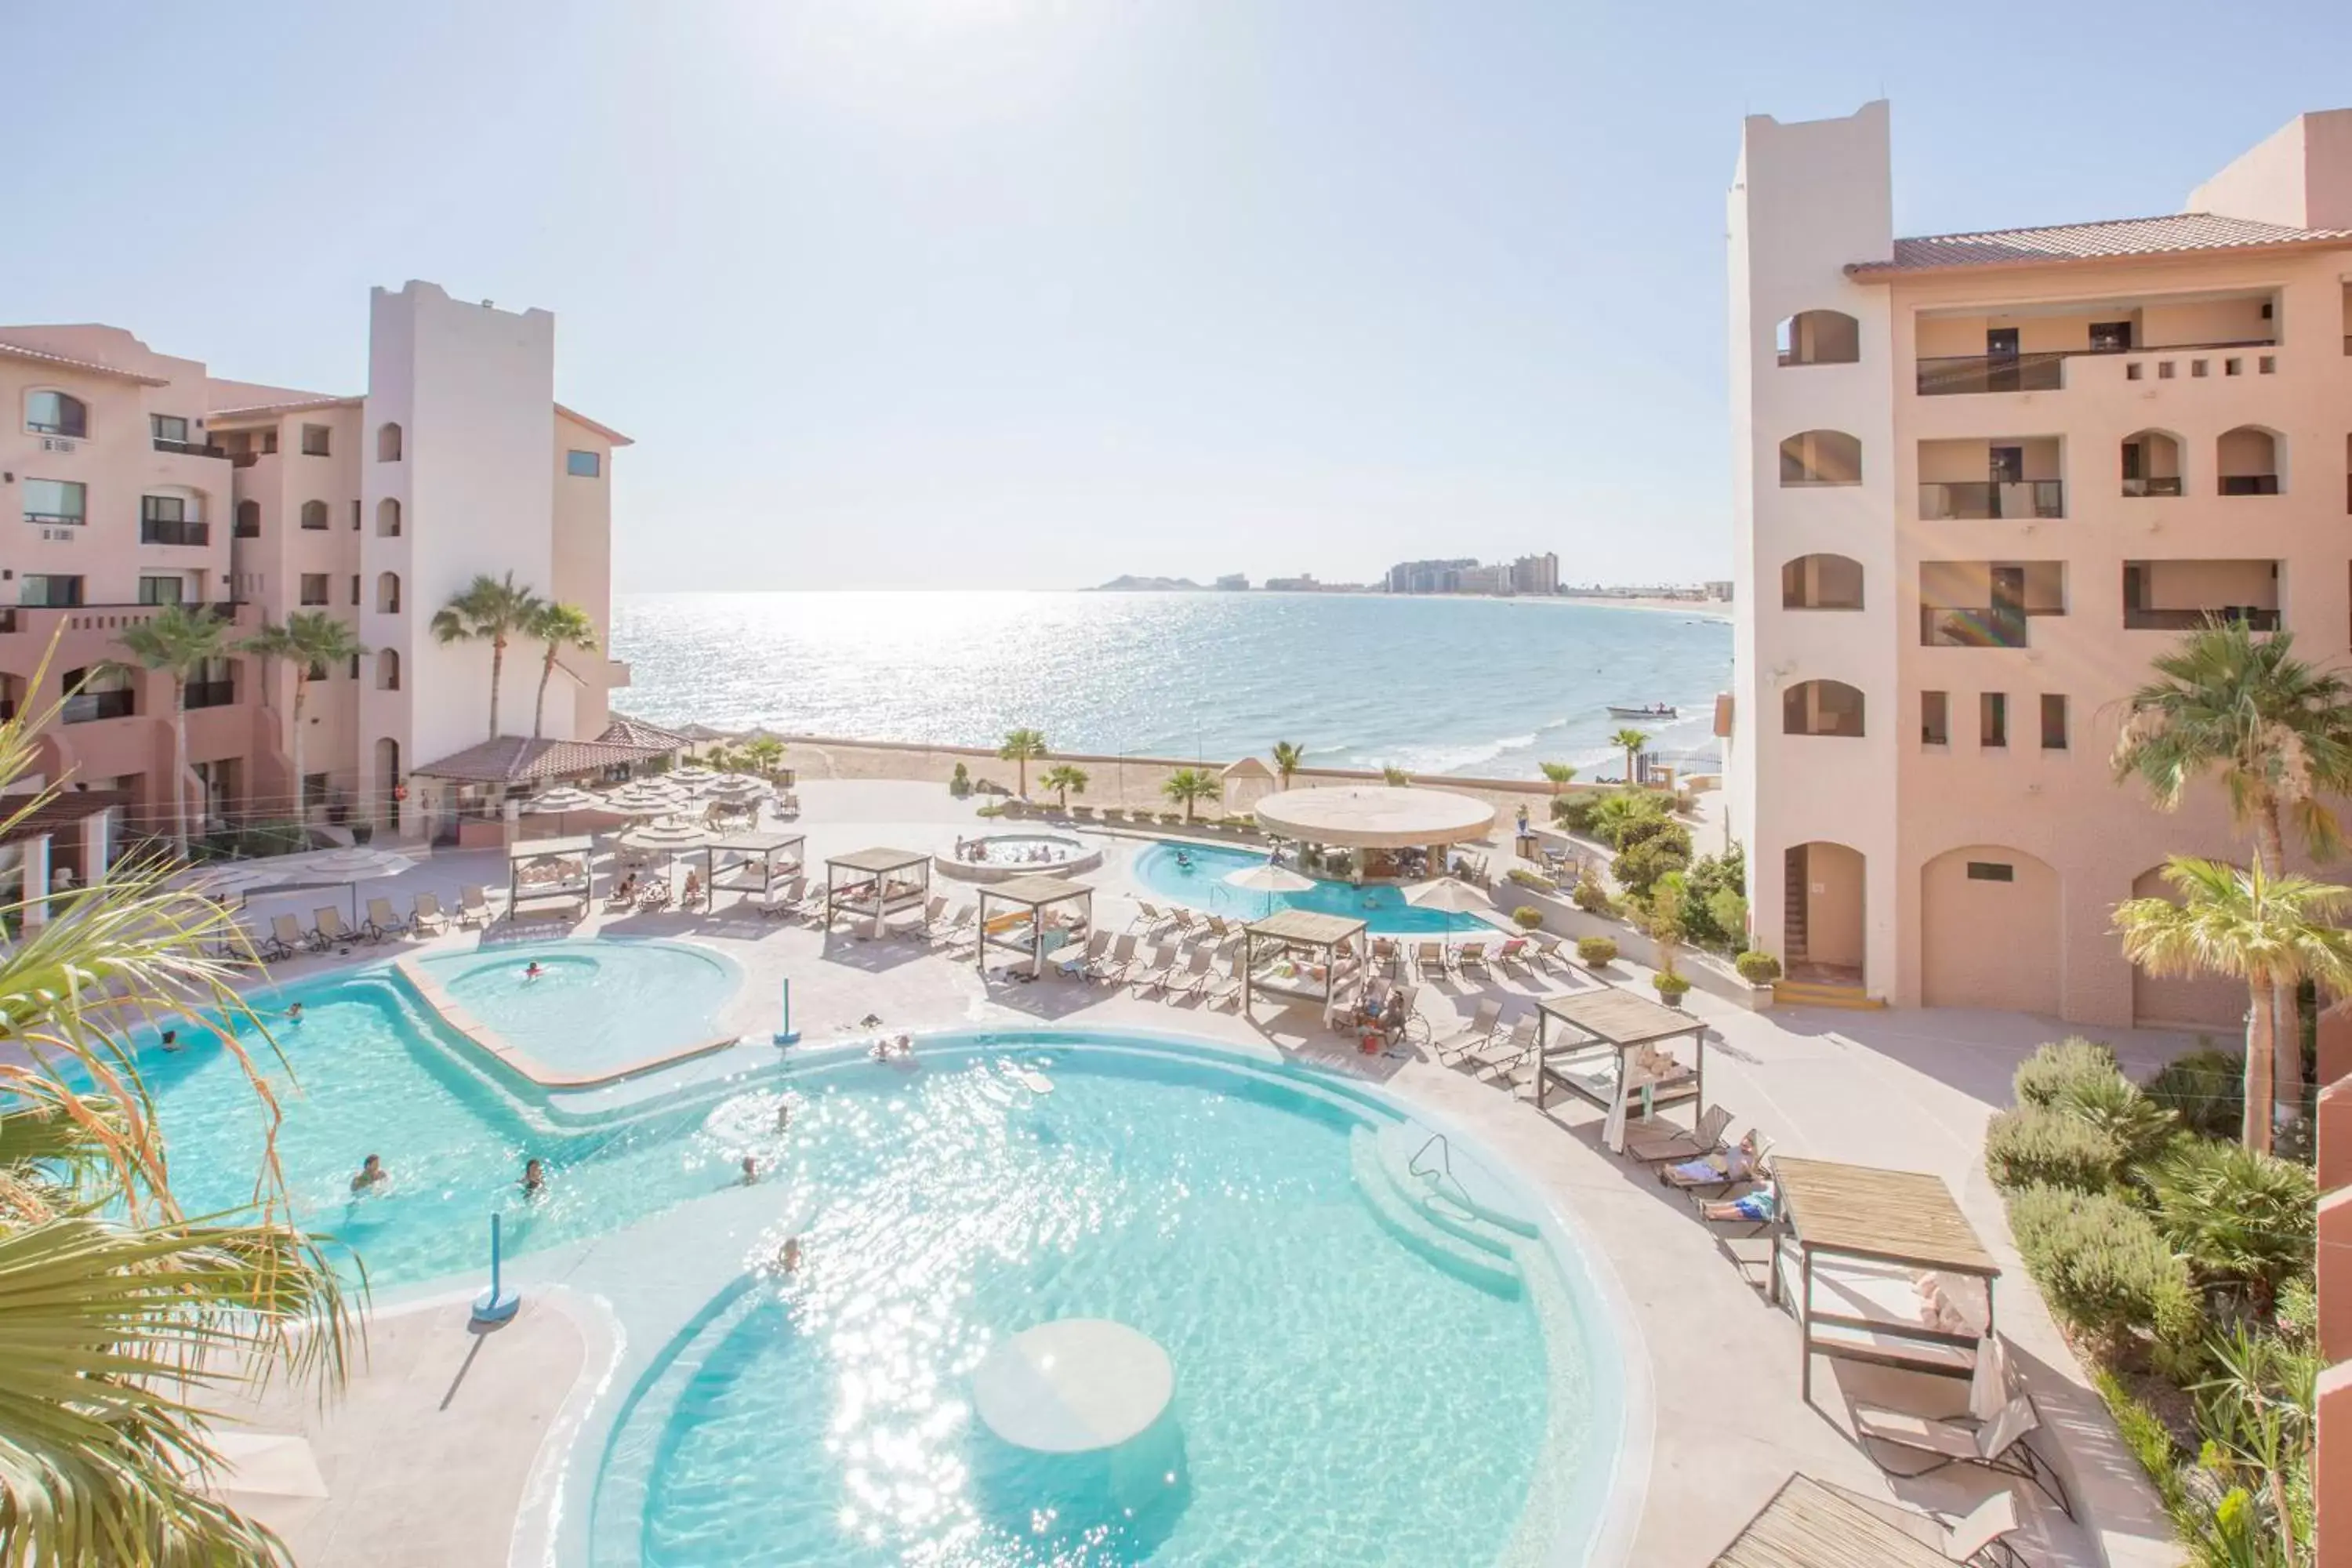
0,601,246,637
230,452,261,468
2122,477,2184,498
1917,354,2065,396
140,518,211,546
2125,605,2281,632
1918,481,2064,521
2219,474,2281,496
61,690,135,724
152,437,227,459
23,513,85,528
1921,605,2028,648
183,680,237,710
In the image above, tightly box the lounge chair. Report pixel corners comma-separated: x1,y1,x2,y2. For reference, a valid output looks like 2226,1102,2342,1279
1455,941,1491,978
1527,933,1568,971
933,904,978,948
638,881,672,912
1715,1475,2027,1568
1206,955,1243,1007
458,885,492,927
1494,937,1533,975
1852,1392,2071,1519
1415,940,1450,978
1435,998,1504,1062
1200,915,1240,949
1130,902,1168,934
1162,908,1199,941
364,897,404,942
1623,1103,1733,1164
1089,931,1138,980
410,892,447,934
1370,937,1402,977
1657,1131,1766,1192
263,913,304,962
1466,1016,1535,1083
1174,949,1214,996
916,894,949,933
1056,931,1112,976
1387,984,1427,1044
759,877,804,919
311,907,353,950
1130,944,1179,995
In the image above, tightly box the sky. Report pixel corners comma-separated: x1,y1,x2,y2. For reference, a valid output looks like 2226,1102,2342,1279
11,2,2350,591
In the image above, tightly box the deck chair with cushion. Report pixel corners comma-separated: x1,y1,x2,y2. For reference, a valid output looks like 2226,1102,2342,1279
1852,1391,2071,1519
1435,998,1504,1062
311,907,354,949
1658,1130,1767,1193
1623,1103,1733,1164
364,898,405,942
410,892,447,933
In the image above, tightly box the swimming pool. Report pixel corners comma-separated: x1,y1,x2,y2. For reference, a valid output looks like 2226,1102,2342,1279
411,938,740,1076
1134,840,1486,935
585,1035,1624,1566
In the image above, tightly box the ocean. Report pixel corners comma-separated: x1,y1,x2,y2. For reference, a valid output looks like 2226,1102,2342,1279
609,591,1731,782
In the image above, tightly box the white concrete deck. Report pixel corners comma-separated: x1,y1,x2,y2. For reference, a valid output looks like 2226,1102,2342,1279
216,777,2189,1567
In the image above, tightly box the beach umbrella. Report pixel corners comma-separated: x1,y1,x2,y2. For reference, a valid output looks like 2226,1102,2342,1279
176,844,423,920
521,785,601,815
1402,877,1493,916
668,765,721,791
617,822,713,854
602,781,689,817
703,775,767,804
1224,862,1315,894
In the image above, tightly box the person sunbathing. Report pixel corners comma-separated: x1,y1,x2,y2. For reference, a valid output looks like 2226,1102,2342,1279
1699,1189,1776,1225
1661,1131,1759,1189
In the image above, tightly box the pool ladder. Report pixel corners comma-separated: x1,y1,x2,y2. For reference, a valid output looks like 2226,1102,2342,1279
1406,1131,1473,1207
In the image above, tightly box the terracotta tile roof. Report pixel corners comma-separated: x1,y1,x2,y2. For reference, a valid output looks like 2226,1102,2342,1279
205,394,363,421
1849,212,2352,276
411,733,675,785
0,339,169,387
596,715,692,751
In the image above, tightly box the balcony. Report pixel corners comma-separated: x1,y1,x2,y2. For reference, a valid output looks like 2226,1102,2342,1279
2122,558,2279,633
152,437,227,459
2124,606,2280,633
1921,606,2027,648
140,518,211,546
24,513,84,529
0,602,248,642
1916,353,2065,396
183,680,237,710
2219,474,2280,496
60,689,135,724
1918,481,2063,521
2122,477,2183,499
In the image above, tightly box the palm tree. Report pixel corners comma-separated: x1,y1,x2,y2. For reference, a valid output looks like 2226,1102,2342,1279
1271,741,1304,791
0,695,358,1566
997,728,1048,798
1162,768,1221,822
524,601,600,740
2113,855,2352,1152
2113,619,2352,1120
241,612,367,826
739,736,787,779
1041,764,1090,809
113,606,234,860
1539,760,1577,796
429,573,544,740
1610,728,1650,785
1380,765,1412,787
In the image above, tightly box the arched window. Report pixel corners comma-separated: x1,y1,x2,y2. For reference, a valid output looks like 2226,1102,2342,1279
1782,679,1866,738
1780,554,1865,610
377,648,401,691
2216,426,2281,495
2121,430,2183,497
299,499,329,531
234,499,261,539
1779,430,1863,486
376,498,401,537
1775,310,1861,366
376,572,401,615
376,422,402,461
25,390,89,437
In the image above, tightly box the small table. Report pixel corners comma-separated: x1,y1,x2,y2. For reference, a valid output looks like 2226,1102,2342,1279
1711,1474,1950,1567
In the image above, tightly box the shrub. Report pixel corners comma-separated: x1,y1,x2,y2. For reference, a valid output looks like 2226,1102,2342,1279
1551,793,1600,836
2058,1071,2181,1173
1651,971,1692,1002
2145,1046,2246,1142
1511,906,1545,931
1675,844,1746,947
1735,950,1781,984
1612,838,1689,902
1507,866,1557,892
973,803,1005,818
1588,788,1672,848
2146,1140,2316,1310
1576,936,1617,967
1571,875,1613,915
1984,1105,2122,1193
2006,1183,2199,1355
2015,1036,2123,1109
949,761,971,797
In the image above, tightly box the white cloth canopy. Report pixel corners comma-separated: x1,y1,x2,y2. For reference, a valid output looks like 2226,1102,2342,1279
178,844,422,896
1402,877,1492,916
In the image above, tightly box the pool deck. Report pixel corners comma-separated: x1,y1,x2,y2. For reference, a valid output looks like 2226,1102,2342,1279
219,778,2187,1568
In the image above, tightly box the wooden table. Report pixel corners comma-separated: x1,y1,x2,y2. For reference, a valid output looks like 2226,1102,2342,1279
1711,1474,1951,1567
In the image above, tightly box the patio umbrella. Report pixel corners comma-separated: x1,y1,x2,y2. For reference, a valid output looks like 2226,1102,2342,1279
1402,877,1493,916
177,844,423,920
1224,862,1315,894
702,775,767,804
602,782,689,817
616,822,713,854
521,785,601,815
667,765,721,791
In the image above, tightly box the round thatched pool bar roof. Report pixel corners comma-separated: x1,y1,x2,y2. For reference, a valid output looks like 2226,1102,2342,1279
1253,785,1495,850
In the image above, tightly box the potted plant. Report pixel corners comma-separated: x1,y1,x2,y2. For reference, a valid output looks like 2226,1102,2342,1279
1652,969,1693,1005
1576,935,1617,969
1735,950,1782,985
1512,906,1544,931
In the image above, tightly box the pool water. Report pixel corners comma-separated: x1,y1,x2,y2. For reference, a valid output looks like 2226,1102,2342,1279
1134,841,1483,935
967,834,1083,866
413,938,739,1074
593,1042,1616,1566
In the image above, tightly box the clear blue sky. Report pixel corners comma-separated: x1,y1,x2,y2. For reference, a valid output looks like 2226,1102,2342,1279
13,2,2348,590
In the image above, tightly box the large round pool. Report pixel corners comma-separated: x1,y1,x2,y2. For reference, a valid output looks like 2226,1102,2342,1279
586,1036,1624,1566
1134,840,1488,935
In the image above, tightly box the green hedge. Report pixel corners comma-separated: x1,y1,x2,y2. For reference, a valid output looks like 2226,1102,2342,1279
2145,1046,2246,1142
1734,950,1780,984
1575,936,1617,967
2006,1184,2198,1353
1985,1105,2123,1193
2013,1036,2122,1109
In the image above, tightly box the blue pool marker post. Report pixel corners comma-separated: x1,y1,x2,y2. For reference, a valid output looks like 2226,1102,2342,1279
471,1213,520,1325
772,977,801,1046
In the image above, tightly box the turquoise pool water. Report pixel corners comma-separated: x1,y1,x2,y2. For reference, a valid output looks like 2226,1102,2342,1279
412,938,739,1074
1134,841,1481,935
590,1038,1618,1566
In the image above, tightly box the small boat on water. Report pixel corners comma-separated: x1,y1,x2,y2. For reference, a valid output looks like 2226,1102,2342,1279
1607,703,1679,720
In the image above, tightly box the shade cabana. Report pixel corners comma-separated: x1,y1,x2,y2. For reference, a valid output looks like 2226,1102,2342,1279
1534,988,1707,1115
1240,908,1368,1012
506,834,593,916
824,847,932,937
1765,1157,2002,1402
1709,1474,1958,1568
710,830,805,899
975,873,1094,976
1253,785,1494,883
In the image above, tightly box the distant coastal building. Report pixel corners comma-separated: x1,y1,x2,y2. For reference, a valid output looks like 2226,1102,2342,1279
1385,554,1561,596
1263,573,1321,592
1454,563,1513,596
1385,557,1475,594
1511,553,1560,596
1726,100,2352,1023
1214,573,1249,590
1703,580,1733,601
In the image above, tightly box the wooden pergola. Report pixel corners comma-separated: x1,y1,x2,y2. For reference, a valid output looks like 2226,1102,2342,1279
1534,987,1707,1114
976,873,1094,977
506,834,593,918
823,846,931,937
1240,908,1368,1012
710,829,805,901
1710,1474,1954,1568
1766,1157,2002,1403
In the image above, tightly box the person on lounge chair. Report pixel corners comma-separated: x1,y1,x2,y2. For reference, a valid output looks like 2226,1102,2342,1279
1699,1189,1776,1225
1664,1131,1759,1189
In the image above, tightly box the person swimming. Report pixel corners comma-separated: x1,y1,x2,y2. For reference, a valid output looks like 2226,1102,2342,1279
524,961,544,981
775,1100,793,1133
739,1156,760,1185
350,1154,387,1193
160,1029,182,1053
285,1002,304,1023
521,1157,546,1196
778,1236,803,1274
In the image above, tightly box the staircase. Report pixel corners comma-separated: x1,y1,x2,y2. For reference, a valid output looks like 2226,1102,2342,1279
1772,978,1885,1011
1783,844,1809,967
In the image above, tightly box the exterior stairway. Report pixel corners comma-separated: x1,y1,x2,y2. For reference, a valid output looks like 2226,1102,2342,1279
1772,977,1885,1010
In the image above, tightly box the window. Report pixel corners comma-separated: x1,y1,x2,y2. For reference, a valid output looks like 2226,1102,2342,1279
2225,358,2243,377
234,499,261,538
2089,321,2133,353
2126,363,2143,382
142,495,187,524
376,572,401,614
261,429,278,454
299,573,329,607
347,653,361,681
1774,310,1861,367
303,772,329,810
1980,691,2008,749
136,575,185,606
376,498,402,537
2040,694,2068,751
350,575,361,608
566,448,601,478
299,424,332,456
1922,690,1949,746
351,499,361,531
25,390,88,437
376,423,402,462
1778,430,1864,486
20,575,84,608
2158,361,2176,379
1965,862,2016,882
1781,679,1866,738
151,413,190,444
60,666,132,724
185,655,234,710
299,499,329,531
306,659,328,682
377,648,401,691
24,477,86,525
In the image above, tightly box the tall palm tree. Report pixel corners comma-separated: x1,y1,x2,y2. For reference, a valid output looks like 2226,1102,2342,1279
2114,855,2352,1152
1162,768,1221,823
241,612,367,825
113,606,234,860
2113,619,2352,1120
524,601,600,740
1610,728,1651,786
1041,764,1089,809
429,573,543,740
1539,760,1577,796
1271,741,1304,791
997,728,1047,798
0,695,358,1566
739,736,787,779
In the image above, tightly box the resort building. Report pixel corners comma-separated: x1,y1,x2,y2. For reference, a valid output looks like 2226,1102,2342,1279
1,281,632,882
1726,102,2352,1023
